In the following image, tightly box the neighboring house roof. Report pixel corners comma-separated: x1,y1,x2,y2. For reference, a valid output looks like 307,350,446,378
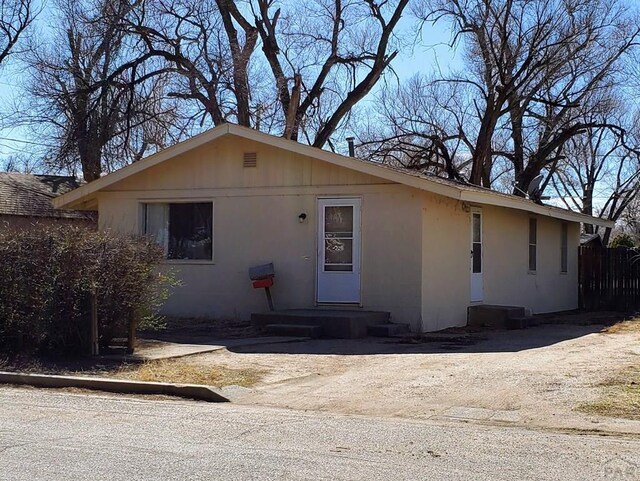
0,172,94,220
580,233,604,247
53,123,614,227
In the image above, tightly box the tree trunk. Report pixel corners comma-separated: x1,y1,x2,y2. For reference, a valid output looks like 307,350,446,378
471,109,499,185
583,186,594,234
78,138,103,182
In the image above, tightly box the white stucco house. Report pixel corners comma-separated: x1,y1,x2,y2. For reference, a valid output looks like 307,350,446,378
53,124,612,333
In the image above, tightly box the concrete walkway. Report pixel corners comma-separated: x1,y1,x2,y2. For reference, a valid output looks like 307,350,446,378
132,336,309,361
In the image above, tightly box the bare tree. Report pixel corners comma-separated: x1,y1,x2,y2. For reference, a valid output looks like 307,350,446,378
123,0,258,129
359,75,472,180
0,0,35,67
18,0,180,181
250,0,409,147
410,0,639,193
125,0,409,147
0,151,37,172
551,116,640,243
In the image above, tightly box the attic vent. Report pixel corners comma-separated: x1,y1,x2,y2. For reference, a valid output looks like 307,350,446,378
243,152,257,168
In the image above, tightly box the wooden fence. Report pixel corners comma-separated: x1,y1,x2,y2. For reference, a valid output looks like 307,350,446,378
579,246,640,311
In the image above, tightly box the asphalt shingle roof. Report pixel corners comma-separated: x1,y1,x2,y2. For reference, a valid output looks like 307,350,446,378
0,172,94,220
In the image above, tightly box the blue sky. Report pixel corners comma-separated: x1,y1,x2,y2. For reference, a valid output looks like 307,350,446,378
0,6,462,166
392,16,462,79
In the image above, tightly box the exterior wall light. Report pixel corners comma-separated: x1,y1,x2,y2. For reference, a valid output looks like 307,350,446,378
298,213,307,223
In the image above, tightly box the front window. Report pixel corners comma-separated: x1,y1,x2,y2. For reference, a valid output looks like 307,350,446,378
143,202,213,260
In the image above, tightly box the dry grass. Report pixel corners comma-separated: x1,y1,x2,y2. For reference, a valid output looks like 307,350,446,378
602,317,640,334
577,365,640,420
111,359,264,388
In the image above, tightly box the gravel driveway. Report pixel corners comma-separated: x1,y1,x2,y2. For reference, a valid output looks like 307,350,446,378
179,323,640,434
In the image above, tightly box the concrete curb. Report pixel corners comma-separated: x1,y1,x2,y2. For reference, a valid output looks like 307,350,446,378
0,371,229,403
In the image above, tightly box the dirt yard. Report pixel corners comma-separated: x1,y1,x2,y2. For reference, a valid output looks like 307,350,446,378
176,321,640,434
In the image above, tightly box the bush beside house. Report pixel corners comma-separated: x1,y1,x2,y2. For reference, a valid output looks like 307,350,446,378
0,226,174,357
610,233,637,249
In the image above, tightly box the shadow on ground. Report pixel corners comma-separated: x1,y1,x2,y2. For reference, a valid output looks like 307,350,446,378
223,324,609,356
137,312,636,357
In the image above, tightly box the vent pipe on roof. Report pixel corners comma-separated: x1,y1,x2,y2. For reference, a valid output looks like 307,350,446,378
346,137,355,157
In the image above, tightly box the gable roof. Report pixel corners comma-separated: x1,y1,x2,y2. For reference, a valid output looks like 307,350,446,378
53,123,613,227
0,172,95,220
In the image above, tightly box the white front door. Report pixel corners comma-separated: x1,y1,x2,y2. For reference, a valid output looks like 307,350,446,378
317,198,362,304
470,208,484,302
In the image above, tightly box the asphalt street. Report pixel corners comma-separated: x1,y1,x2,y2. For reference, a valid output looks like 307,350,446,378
0,386,639,481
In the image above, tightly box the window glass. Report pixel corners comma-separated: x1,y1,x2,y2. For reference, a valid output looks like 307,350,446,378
472,243,482,273
324,206,354,272
529,218,537,244
144,202,213,260
529,218,537,272
473,213,481,243
325,206,353,236
144,203,169,254
529,244,537,272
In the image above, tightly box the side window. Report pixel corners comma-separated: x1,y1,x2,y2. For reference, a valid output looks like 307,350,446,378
143,202,213,260
529,218,537,272
560,223,568,273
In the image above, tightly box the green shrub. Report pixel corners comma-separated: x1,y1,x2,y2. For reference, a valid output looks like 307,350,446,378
0,225,176,356
610,233,637,249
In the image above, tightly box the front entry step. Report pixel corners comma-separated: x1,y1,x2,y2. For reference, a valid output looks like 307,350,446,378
264,324,323,338
468,304,539,330
252,309,391,339
367,323,410,337
506,316,538,330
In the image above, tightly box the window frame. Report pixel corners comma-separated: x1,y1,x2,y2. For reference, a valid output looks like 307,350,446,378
560,222,568,274
528,217,537,274
140,198,215,265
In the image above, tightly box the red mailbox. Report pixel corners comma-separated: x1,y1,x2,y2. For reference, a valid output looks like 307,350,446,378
249,263,275,311
252,277,274,289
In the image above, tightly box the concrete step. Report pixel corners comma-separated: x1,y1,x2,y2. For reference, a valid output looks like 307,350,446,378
506,316,537,330
367,323,411,337
264,324,323,338
252,309,391,339
468,305,526,329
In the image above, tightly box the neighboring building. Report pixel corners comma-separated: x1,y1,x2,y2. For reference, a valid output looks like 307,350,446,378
580,233,604,248
53,124,613,332
0,172,96,229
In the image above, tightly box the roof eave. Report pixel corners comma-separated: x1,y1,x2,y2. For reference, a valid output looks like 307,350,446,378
54,123,233,209
460,191,615,228
51,122,613,228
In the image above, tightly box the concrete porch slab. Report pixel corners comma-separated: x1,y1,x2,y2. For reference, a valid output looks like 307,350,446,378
251,309,391,339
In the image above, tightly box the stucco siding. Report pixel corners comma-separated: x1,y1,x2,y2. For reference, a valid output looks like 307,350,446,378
481,205,579,313
420,199,580,331
360,189,423,329
94,133,582,332
421,193,470,331
97,142,423,327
